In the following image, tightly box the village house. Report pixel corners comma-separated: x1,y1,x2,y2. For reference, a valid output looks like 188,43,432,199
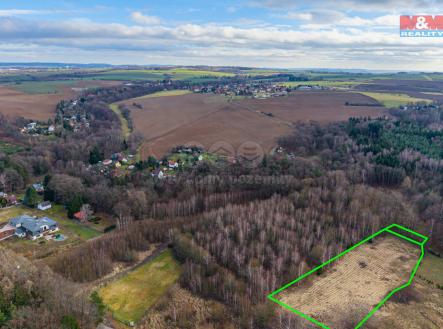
168,160,179,169
0,193,18,207
9,215,58,240
26,122,37,130
37,201,52,211
73,211,87,222
32,182,45,193
5,194,18,205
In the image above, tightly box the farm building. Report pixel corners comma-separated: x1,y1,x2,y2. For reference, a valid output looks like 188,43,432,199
37,201,52,211
9,215,58,240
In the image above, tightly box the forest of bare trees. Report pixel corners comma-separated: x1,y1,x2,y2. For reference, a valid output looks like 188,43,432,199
0,77,442,328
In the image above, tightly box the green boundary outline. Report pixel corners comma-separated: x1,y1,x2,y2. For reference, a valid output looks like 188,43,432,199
267,223,429,329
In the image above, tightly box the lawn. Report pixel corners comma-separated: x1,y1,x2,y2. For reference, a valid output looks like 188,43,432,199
358,92,432,108
0,204,101,240
0,204,101,260
99,249,181,324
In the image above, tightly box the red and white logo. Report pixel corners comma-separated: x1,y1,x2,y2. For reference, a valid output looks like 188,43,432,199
400,15,443,37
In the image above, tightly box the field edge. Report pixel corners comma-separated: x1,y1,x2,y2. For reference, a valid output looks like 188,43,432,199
267,224,429,329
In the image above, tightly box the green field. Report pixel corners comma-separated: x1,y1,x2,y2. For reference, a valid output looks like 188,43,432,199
137,89,192,99
359,92,432,108
9,80,78,94
99,249,181,324
90,68,234,81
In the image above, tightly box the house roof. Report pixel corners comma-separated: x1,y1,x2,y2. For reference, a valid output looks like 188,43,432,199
74,211,85,219
10,215,57,234
0,223,15,234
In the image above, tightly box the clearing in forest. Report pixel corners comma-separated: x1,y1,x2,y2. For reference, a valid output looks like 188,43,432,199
268,224,428,329
99,249,181,325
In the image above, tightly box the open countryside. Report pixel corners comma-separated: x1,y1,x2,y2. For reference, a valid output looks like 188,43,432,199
0,2,442,329
99,249,181,325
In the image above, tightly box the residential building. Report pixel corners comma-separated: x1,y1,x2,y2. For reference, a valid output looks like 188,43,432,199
9,215,58,240
32,182,45,193
37,201,52,211
168,160,179,169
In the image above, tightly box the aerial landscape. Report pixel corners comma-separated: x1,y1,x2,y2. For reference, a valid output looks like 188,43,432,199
0,1,442,329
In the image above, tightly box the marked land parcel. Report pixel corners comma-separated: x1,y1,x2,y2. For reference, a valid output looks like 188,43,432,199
269,224,428,329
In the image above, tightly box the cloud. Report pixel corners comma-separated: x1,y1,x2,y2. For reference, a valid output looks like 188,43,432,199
0,9,47,16
252,0,443,12
130,11,161,25
0,15,442,70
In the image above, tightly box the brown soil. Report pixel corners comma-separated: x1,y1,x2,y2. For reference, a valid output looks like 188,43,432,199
123,91,385,159
0,81,119,121
237,91,385,123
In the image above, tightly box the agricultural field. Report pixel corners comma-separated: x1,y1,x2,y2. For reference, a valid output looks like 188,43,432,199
135,89,192,99
358,92,432,108
0,204,102,260
354,79,443,95
119,91,386,159
274,234,422,329
99,249,181,325
281,80,368,88
90,68,234,81
238,91,385,123
0,80,120,120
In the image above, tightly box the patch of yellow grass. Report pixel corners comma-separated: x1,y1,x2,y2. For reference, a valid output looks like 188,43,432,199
422,92,443,96
137,89,192,99
99,249,181,324
359,92,432,108
109,103,130,138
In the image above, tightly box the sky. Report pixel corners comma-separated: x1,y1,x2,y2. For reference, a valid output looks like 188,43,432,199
1,0,443,70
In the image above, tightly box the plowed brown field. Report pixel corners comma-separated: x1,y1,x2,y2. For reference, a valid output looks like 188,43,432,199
0,80,119,120
118,91,386,159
